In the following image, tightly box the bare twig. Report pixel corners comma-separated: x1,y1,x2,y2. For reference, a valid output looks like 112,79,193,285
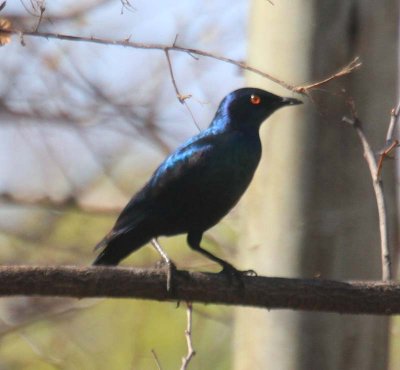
66,58,172,153
8,0,114,29
295,57,362,94
0,192,123,214
21,334,62,366
164,49,191,104
376,102,400,177
34,3,45,32
377,139,399,179
180,302,195,370
0,300,97,338
0,27,362,97
0,265,399,314
385,102,400,143
120,0,136,13
342,111,392,281
164,49,200,131
151,349,163,370
0,28,295,91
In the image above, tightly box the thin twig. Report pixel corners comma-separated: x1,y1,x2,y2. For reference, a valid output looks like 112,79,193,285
21,334,62,366
164,49,200,131
0,28,362,99
295,57,362,94
342,114,392,281
376,102,400,177
151,349,163,370
164,49,191,104
0,300,97,338
385,102,400,143
182,103,200,131
377,139,399,179
0,28,295,91
34,4,46,32
181,302,195,370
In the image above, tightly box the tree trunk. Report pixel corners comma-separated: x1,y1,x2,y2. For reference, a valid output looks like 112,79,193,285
234,1,398,369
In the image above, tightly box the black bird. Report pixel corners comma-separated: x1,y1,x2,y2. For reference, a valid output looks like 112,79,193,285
93,88,302,274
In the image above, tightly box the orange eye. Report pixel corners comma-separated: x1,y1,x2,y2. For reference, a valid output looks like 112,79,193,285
250,94,261,105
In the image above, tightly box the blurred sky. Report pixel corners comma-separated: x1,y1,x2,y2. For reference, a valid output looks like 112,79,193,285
0,0,250,208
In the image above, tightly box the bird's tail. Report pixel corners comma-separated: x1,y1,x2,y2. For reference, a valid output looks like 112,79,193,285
92,244,121,266
92,232,151,266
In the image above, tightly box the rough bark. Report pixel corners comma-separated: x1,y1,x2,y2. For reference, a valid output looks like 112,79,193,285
0,265,399,315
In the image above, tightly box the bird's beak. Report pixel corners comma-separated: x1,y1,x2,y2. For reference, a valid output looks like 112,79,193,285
281,97,303,106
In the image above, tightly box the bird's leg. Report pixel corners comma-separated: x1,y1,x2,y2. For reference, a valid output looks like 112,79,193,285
187,232,256,280
151,238,176,291
151,238,172,264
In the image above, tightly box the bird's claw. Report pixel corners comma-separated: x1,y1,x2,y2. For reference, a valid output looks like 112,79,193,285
220,265,257,277
242,269,257,277
219,264,257,287
155,259,177,292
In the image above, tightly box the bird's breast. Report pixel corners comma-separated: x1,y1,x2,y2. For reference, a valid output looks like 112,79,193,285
200,136,261,207
158,133,262,233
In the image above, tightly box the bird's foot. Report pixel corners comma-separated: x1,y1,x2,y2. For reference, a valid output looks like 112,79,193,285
219,264,257,287
241,269,257,277
155,259,177,292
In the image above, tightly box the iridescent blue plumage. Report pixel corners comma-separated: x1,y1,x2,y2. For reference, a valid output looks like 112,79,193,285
93,88,301,271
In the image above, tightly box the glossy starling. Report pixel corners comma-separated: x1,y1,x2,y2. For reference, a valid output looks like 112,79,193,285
93,88,302,274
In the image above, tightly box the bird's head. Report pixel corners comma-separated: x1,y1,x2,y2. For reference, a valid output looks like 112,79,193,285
213,88,302,132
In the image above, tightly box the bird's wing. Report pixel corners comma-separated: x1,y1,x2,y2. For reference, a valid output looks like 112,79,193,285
109,132,217,236
149,134,215,191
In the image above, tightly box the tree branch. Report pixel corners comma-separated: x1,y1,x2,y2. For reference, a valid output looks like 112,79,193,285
181,302,196,370
376,102,400,178
343,104,392,281
0,28,294,90
294,57,361,93
0,265,399,315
